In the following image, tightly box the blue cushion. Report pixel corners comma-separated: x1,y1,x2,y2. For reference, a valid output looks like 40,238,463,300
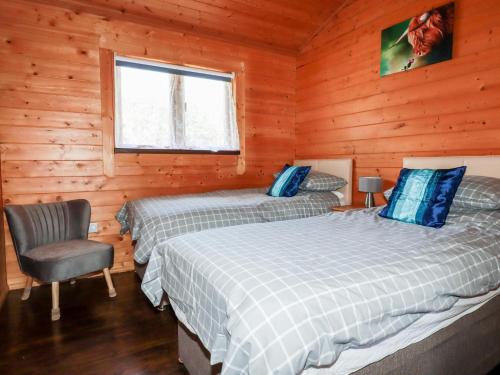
379,166,466,228
268,164,311,197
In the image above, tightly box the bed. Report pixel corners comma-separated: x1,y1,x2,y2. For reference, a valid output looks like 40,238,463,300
115,158,352,278
159,156,500,375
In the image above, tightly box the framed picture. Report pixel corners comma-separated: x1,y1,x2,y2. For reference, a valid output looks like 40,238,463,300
380,2,455,77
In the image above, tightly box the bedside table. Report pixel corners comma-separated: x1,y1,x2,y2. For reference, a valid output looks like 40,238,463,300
332,205,366,212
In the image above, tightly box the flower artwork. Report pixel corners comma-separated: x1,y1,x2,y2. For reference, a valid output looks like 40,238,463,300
380,2,455,76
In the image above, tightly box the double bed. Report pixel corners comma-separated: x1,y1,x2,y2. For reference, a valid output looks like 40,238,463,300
156,156,500,375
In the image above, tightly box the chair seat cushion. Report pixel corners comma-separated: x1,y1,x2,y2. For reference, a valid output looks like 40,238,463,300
20,239,114,282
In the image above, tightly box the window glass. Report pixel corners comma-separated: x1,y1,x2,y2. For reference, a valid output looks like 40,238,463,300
114,57,239,153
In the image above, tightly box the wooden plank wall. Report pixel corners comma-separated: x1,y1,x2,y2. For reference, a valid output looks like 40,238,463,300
297,0,500,204
0,0,295,289
0,150,7,306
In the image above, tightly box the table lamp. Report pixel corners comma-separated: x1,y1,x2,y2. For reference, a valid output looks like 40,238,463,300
359,176,382,208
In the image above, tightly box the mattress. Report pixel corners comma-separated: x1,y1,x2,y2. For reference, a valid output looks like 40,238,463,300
160,208,500,374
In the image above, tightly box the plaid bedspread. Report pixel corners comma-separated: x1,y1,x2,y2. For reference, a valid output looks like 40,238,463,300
115,188,341,264
161,208,500,374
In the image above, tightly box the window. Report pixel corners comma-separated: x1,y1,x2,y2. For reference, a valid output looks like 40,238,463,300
114,56,240,154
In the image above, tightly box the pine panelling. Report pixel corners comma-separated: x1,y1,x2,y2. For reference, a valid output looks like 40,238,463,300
0,144,103,161
28,0,344,54
2,175,253,195
0,150,6,307
0,127,102,145
296,65,500,122
99,48,115,177
0,108,101,129
297,46,500,112
0,28,100,67
298,4,500,92
0,73,100,98
296,0,500,205
0,91,101,114
2,161,103,177
0,55,101,83
0,0,295,289
2,189,176,206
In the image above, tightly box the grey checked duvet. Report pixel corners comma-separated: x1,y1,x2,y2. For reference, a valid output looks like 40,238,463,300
161,208,500,375
115,188,341,264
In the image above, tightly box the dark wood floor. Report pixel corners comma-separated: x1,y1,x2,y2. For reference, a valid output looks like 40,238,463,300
0,272,188,375
2,272,499,375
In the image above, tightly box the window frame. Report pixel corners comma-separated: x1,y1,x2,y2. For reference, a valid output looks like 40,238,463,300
113,55,240,155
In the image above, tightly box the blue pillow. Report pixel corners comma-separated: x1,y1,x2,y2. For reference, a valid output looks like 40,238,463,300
379,166,466,228
268,164,311,197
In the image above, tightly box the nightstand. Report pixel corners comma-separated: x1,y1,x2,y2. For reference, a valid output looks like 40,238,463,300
331,204,366,212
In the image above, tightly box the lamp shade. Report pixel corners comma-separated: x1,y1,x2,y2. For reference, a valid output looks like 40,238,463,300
359,176,382,193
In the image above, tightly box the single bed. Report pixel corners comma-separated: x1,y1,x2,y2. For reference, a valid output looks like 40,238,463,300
160,156,500,375
115,158,352,278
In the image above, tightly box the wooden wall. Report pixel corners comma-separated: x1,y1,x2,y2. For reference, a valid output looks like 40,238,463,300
3,0,499,289
0,150,7,306
0,0,295,289
296,0,500,204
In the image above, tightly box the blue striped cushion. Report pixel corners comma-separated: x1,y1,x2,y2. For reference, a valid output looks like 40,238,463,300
379,166,466,228
268,164,311,197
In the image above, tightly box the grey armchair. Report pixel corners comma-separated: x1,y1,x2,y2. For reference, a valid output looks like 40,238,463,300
4,199,116,321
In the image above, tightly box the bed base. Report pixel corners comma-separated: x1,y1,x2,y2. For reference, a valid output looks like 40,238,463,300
178,294,500,375
134,260,147,280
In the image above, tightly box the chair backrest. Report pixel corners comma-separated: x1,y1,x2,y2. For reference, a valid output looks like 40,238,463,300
4,200,91,257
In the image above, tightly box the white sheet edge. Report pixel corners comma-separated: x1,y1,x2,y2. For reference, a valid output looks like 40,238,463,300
305,287,500,375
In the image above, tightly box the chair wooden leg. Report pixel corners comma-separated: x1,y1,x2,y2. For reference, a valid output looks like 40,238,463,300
103,268,117,298
21,276,33,301
51,282,60,321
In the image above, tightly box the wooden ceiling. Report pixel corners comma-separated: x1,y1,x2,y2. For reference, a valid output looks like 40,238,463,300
32,0,346,54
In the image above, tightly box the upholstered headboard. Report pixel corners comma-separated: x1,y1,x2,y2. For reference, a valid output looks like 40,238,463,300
294,159,353,205
403,156,500,179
